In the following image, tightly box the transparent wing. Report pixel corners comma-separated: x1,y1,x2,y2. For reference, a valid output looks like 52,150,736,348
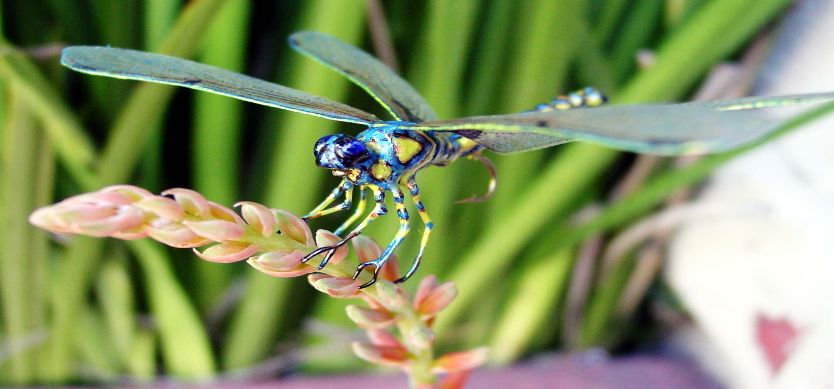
411,93,834,155
61,46,380,125
289,31,438,122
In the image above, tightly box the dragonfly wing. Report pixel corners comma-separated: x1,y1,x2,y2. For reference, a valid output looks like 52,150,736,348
61,46,380,125
412,93,834,155
289,31,438,122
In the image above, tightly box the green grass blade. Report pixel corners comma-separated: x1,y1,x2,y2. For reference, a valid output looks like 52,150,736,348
129,240,216,378
487,247,574,363
192,0,251,312
0,88,39,384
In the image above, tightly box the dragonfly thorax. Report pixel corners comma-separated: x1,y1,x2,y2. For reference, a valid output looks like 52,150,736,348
313,125,437,189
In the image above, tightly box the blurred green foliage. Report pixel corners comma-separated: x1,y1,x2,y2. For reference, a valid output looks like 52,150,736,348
2,0,827,384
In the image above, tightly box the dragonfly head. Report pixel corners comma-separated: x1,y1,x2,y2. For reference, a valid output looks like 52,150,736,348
313,134,373,174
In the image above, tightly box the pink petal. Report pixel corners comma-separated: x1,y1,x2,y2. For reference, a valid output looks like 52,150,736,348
253,250,307,271
208,202,244,224
73,190,134,205
432,347,489,374
308,274,360,298
236,201,275,237
194,242,258,263
414,275,440,309
352,235,382,262
756,313,802,375
111,229,150,240
163,188,211,217
274,209,313,245
134,196,185,221
345,305,395,329
183,220,245,242
249,250,312,278
146,222,210,248
415,281,457,318
315,230,348,265
366,328,403,349
351,342,410,367
50,202,119,224
352,236,399,284
102,185,153,201
75,206,146,237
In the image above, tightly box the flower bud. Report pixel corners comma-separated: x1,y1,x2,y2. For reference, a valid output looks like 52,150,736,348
183,220,245,242
193,242,258,263
248,250,312,278
345,305,395,328
236,201,276,237
273,209,313,245
414,276,457,318
432,347,489,373
308,274,360,298
351,341,410,368
162,188,211,217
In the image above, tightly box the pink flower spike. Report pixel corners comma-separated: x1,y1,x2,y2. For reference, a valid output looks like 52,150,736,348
432,347,489,374
273,209,313,245
193,242,258,263
183,220,245,242
134,196,185,221
308,274,361,298
414,277,458,318
351,342,410,368
236,201,275,237
162,188,211,217
316,230,348,265
146,222,210,248
345,305,395,329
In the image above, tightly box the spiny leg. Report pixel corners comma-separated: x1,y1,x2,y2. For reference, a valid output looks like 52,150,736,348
303,180,353,220
334,187,367,236
303,185,387,270
395,179,432,284
353,187,410,288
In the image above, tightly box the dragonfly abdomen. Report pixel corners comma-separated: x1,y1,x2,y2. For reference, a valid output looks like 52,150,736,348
420,131,482,168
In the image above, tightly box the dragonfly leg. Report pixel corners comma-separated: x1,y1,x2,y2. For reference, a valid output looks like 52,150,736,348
353,187,410,288
303,185,386,270
395,179,432,284
334,186,367,236
303,181,353,220
456,152,497,204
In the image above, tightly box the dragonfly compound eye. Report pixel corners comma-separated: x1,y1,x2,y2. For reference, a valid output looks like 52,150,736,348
313,134,370,169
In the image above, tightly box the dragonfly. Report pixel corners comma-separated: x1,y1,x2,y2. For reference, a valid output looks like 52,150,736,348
61,31,834,288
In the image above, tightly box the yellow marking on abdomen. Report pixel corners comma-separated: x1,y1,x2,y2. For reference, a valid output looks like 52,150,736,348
371,160,392,180
393,136,423,164
458,137,479,153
